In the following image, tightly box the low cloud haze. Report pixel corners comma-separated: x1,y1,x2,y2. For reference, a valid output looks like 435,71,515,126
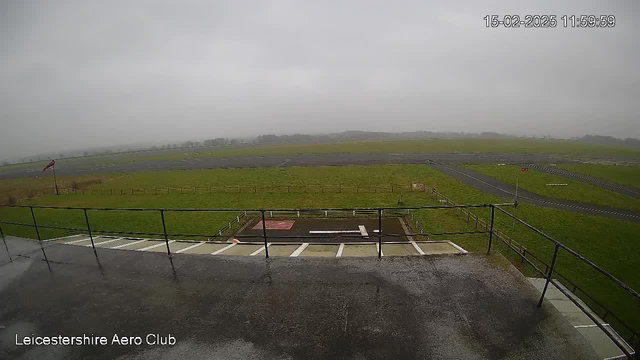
1,0,639,159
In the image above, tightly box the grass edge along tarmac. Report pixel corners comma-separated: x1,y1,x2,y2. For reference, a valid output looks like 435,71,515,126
0,164,638,336
463,164,640,211
556,163,640,191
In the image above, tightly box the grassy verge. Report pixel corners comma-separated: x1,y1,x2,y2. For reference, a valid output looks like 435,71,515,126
463,164,640,211
557,164,640,190
0,175,114,204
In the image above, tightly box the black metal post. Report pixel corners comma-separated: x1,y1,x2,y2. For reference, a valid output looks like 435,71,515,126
83,209,97,255
261,210,269,258
160,210,171,257
487,206,495,254
537,244,560,307
377,209,382,259
29,206,49,265
0,224,11,261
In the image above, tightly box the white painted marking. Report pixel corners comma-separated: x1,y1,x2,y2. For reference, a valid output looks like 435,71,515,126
447,241,468,254
574,324,609,328
176,242,205,253
46,234,83,242
411,241,425,255
336,243,345,257
250,243,271,256
358,225,369,238
377,243,384,257
211,243,237,255
65,237,92,245
309,230,360,234
138,240,175,251
111,239,147,249
290,243,309,257
88,238,122,247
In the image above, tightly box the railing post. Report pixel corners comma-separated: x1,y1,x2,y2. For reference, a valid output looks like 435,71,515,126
29,206,49,265
160,210,171,257
487,205,495,254
377,209,382,259
261,210,269,258
537,244,560,307
0,224,11,261
83,209,97,255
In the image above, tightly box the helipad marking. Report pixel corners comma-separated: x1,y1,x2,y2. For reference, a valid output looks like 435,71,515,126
336,243,345,257
290,243,309,257
176,242,205,253
138,240,175,251
111,239,147,249
89,238,123,247
250,243,271,256
211,243,237,255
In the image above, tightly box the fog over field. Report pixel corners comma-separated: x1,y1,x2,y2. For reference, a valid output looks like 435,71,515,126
1,0,639,159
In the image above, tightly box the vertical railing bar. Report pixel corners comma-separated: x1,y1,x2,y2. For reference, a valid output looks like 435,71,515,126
29,206,49,265
377,209,382,259
487,205,495,254
160,210,171,257
537,244,560,307
0,224,11,261
261,210,269,258
83,208,97,255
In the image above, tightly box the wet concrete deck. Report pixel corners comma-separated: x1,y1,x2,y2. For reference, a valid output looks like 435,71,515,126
0,237,597,360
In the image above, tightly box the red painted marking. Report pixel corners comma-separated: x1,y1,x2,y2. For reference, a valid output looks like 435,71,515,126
253,220,296,230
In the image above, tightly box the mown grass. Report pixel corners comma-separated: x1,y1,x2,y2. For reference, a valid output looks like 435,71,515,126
0,175,114,204
0,164,638,336
464,164,640,211
556,164,640,190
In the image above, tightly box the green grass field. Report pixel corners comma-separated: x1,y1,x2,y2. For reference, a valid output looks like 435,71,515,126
557,164,640,190
463,164,640,211
3,138,639,172
0,164,638,337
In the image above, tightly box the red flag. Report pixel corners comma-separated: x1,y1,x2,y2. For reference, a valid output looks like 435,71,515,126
520,167,528,172
42,160,56,172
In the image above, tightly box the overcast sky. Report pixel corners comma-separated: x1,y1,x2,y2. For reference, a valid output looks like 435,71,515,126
1,0,639,159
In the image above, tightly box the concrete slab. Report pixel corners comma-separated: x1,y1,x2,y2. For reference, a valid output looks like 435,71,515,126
146,241,195,253
217,244,262,256
299,244,339,257
417,242,462,254
180,242,229,254
576,326,627,359
265,244,299,257
381,243,419,256
341,244,378,257
118,240,158,251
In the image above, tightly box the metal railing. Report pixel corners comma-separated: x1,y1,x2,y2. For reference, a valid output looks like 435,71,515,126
0,202,637,358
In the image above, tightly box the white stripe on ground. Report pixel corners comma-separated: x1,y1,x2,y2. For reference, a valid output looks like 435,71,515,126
175,242,205,253
336,243,345,257
411,241,425,255
46,234,83,242
309,230,360,234
211,243,236,255
138,240,175,251
250,243,270,256
358,225,368,238
447,241,469,254
377,243,384,257
88,238,123,247
574,324,609,328
65,237,92,244
111,239,147,249
290,243,309,257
